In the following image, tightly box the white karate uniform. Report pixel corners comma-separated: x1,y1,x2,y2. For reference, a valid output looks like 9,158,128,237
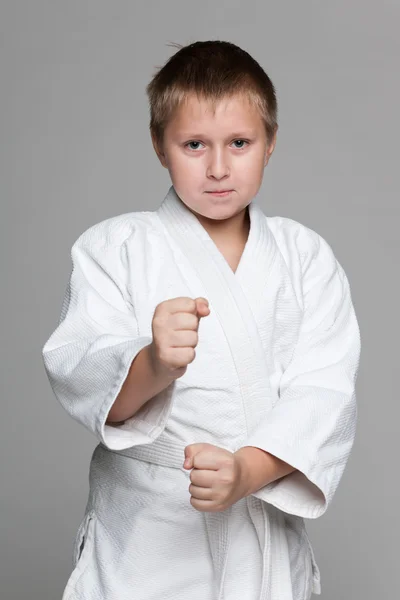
42,186,361,600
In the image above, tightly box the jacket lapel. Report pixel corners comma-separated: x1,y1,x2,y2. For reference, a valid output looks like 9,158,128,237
156,186,278,442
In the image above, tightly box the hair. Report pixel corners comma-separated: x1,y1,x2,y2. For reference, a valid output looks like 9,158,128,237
146,40,278,147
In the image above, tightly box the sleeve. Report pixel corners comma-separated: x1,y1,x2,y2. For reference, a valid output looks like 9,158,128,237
243,231,361,518
41,223,177,451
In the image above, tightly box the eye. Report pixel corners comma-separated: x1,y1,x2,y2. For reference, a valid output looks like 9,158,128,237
185,141,204,151
232,140,249,149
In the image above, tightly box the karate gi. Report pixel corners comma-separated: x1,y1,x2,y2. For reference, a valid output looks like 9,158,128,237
42,186,361,600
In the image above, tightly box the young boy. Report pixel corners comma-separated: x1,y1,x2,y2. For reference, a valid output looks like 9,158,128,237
42,40,361,600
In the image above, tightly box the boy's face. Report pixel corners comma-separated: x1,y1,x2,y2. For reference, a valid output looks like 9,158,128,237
152,92,276,222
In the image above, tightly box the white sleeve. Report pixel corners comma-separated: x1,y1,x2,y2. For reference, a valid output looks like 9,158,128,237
243,232,361,518
41,223,176,451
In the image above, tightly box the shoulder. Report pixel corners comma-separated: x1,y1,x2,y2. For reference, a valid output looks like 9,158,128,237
266,215,337,271
266,215,324,255
71,210,161,252
67,211,165,286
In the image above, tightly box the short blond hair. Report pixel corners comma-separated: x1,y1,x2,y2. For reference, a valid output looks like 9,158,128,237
146,40,278,146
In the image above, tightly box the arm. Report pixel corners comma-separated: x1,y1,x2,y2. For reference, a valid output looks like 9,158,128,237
42,221,177,450
234,446,297,495
108,296,209,423
239,231,361,518
107,343,175,423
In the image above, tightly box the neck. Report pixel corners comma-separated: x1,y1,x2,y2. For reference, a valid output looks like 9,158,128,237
193,205,250,247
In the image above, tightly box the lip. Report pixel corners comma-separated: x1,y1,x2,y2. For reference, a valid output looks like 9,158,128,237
206,190,234,196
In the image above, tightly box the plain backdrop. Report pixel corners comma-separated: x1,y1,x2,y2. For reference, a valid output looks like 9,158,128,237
1,1,399,598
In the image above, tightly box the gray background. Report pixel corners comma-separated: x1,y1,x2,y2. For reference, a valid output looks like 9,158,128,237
1,1,398,598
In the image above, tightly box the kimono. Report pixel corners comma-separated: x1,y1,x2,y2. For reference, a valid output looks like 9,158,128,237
42,185,361,600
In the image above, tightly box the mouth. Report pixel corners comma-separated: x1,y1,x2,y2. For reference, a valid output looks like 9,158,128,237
206,190,234,196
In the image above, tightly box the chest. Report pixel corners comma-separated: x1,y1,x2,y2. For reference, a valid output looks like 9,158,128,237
127,233,303,396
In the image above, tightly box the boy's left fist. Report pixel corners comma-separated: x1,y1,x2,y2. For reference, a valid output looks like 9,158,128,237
183,443,248,512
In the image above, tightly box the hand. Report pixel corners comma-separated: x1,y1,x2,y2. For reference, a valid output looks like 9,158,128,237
183,443,248,512
150,297,210,380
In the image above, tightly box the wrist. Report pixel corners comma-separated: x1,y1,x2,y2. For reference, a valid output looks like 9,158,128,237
147,342,161,376
235,446,297,496
147,343,178,383
234,446,275,497
234,449,255,498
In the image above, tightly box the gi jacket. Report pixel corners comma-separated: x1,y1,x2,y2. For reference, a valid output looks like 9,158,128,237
42,186,361,600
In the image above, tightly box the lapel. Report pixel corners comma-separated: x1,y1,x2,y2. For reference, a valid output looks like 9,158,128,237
156,186,279,440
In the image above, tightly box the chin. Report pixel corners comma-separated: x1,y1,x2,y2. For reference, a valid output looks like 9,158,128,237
198,204,245,221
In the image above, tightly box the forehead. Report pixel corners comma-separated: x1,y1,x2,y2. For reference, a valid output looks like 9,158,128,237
166,92,264,134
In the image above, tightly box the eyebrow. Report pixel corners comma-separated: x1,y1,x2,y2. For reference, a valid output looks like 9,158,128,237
177,131,257,140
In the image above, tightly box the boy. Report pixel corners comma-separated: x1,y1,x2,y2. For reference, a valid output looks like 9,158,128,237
42,41,361,600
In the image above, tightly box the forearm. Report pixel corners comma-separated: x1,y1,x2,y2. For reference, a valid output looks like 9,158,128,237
234,446,297,496
106,343,175,423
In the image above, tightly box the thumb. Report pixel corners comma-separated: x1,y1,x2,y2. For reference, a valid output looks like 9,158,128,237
195,297,210,317
183,443,207,469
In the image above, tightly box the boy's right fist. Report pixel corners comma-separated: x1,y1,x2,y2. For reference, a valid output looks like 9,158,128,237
149,297,210,379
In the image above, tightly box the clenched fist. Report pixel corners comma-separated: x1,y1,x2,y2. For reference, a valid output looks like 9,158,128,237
183,443,248,512
149,297,210,380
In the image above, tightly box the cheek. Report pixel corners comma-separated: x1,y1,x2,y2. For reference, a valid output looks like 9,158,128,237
237,152,265,181
170,154,203,180
166,159,202,196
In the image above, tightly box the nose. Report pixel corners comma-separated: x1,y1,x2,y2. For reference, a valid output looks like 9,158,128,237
206,148,230,180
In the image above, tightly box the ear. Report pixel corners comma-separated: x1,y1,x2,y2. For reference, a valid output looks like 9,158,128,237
264,126,278,167
151,132,168,169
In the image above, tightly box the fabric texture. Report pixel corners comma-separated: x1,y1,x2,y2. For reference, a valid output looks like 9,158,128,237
42,186,361,599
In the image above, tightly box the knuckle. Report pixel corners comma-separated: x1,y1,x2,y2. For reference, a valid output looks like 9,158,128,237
186,331,198,347
221,472,235,485
171,330,181,346
152,314,166,331
172,348,186,368
154,301,167,315
158,348,170,364
185,298,197,313
187,348,196,363
190,315,199,329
